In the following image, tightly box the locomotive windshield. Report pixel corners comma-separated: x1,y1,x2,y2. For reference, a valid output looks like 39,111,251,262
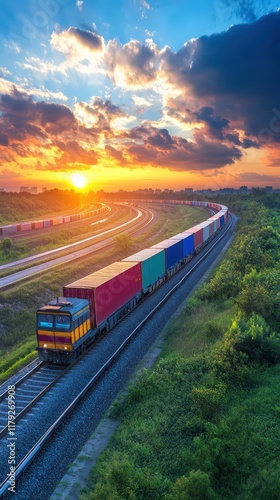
37,314,54,328
54,315,71,329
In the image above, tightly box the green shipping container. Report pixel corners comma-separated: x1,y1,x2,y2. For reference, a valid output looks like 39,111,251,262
122,248,166,292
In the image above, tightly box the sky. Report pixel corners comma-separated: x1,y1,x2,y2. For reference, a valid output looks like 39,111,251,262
0,0,280,193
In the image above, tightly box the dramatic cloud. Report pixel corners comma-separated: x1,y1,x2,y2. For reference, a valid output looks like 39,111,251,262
117,125,242,170
234,171,280,183
1,11,280,182
0,86,77,142
51,27,105,61
105,39,159,87
161,11,280,142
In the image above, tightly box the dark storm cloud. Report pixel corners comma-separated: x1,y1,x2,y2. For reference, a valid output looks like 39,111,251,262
0,86,77,142
147,128,174,150
0,133,9,146
192,106,229,140
122,125,242,170
162,11,280,141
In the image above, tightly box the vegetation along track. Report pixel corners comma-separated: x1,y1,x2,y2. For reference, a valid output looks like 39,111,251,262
0,213,234,498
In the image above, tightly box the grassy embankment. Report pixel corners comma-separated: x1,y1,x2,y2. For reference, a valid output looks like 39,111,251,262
80,193,280,500
0,203,205,382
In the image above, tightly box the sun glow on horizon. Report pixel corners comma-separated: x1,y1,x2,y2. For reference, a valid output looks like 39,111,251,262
70,173,87,190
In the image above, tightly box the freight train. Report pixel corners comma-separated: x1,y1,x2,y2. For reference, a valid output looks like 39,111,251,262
36,200,228,364
0,204,108,236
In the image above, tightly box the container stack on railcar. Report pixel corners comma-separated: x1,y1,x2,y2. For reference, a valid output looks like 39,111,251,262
63,261,142,330
122,248,166,293
36,201,229,363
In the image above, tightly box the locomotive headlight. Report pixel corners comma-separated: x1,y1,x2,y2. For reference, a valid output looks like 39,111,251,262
64,347,68,350
43,344,47,347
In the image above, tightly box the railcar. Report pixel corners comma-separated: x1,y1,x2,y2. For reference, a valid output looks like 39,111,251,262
36,201,229,364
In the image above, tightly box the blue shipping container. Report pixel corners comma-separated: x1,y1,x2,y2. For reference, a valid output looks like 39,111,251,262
170,232,194,258
151,238,183,271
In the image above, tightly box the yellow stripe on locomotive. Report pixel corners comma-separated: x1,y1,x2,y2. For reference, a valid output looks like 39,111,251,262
36,297,91,363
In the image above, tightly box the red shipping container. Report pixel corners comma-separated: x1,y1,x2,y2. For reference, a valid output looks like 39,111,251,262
63,261,142,328
184,225,203,249
32,220,44,229
18,222,32,231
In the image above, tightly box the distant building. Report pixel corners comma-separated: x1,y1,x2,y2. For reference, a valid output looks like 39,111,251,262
265,186,273,192
20,186,38,194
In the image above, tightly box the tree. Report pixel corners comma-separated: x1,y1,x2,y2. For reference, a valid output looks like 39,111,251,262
168,470,215,500
1,237,12,254
114,233,133,254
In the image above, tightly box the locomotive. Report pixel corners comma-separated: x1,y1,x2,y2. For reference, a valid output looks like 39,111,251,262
36,200,228,364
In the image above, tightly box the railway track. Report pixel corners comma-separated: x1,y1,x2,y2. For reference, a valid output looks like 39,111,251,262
0,204,155,290
0,214,234,497
0,363,67,439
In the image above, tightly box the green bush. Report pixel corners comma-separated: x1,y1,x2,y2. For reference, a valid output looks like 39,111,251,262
167,470,215,500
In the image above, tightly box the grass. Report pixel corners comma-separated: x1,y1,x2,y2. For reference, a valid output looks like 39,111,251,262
0,340,37,383
162,299,234,357
80,298,280,499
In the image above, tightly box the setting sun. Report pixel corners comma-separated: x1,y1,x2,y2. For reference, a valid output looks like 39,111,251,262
71,173,87,190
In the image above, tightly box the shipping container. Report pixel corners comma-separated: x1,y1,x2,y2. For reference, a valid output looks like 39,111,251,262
208,220,214,236
151,238,184,272
209,219,217,232
122,248,165,292
51,217,63,226
63,261,142,328
219,209,228,223
43,219,51,228
32,220,44,230
70,214,80,222
170,232,195,259
185,225,203,250
18,222,32,231
63,215,71,223
208,215,220,230
197,221,210,242
1,224,18,235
